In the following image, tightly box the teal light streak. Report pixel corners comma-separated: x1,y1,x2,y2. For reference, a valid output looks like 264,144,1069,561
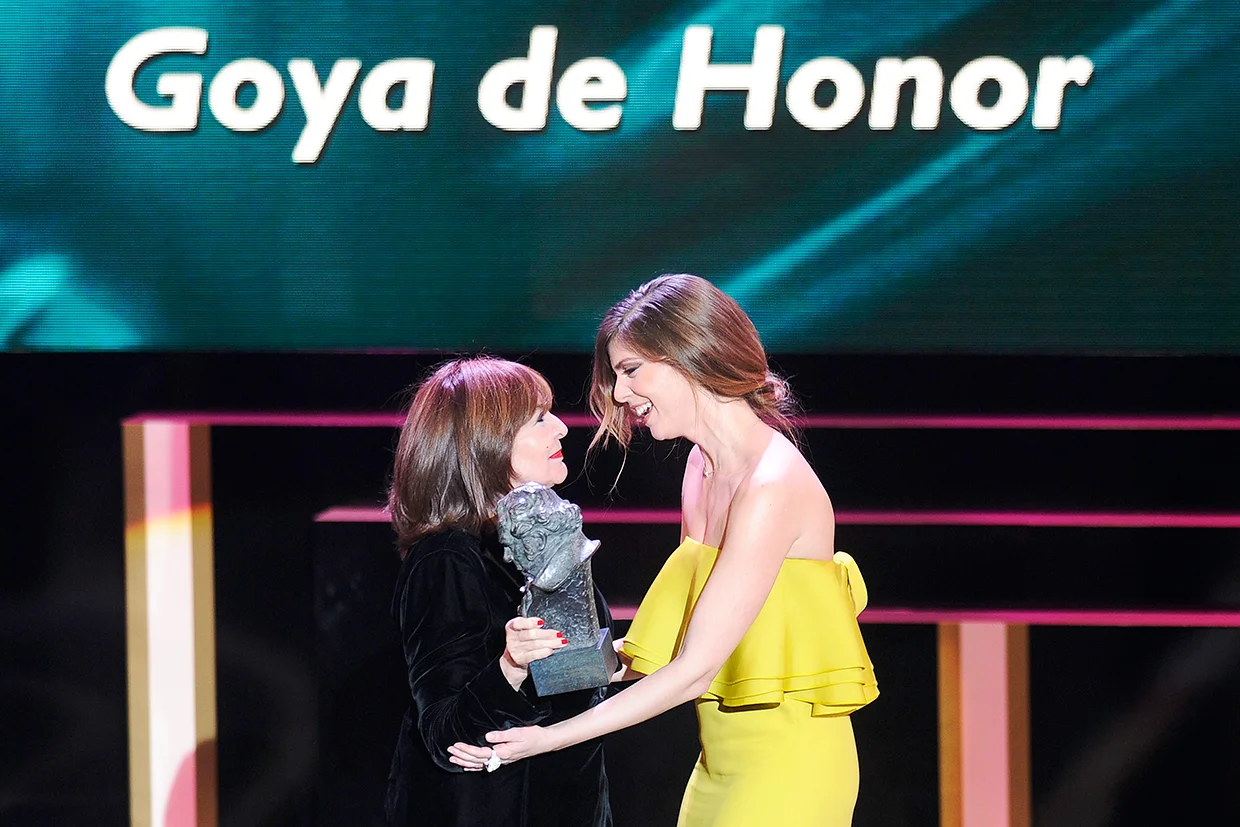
721,0,1239,345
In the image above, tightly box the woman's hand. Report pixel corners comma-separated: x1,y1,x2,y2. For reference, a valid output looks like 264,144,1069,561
484,724,558,766
447,724,557,772
609,636,637,683
446,742,495,772
498,616,567,691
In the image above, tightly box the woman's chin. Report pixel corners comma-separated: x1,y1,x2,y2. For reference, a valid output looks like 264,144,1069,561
513,471,566,489
546,462,569,486
646,420,673,441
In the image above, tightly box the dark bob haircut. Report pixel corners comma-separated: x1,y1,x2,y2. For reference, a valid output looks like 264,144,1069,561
388,357,553,552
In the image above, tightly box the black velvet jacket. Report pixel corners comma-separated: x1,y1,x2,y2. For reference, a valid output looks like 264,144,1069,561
385,529,613,827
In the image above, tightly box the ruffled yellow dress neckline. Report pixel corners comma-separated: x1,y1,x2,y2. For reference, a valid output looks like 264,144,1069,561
621,536,878,717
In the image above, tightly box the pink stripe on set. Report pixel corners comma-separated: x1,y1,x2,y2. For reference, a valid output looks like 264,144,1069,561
314,506,1240,529
124,411,1240,430
603,606,1240,627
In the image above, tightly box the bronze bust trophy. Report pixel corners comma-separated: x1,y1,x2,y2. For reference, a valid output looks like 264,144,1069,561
496,482,618,695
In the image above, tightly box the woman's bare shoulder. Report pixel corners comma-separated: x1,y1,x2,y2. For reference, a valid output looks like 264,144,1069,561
737,436,833,533
749,432,818,488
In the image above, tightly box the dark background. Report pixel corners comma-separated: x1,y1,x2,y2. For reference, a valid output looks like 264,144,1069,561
3,352,1239,826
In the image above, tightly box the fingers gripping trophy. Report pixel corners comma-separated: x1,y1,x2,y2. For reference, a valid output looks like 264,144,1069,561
496,482,618,695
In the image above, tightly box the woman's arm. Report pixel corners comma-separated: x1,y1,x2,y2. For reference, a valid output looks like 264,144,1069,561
400,548,554,771
485,473,800,763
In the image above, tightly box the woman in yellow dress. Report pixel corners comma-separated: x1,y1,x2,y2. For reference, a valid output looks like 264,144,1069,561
448,274,879,825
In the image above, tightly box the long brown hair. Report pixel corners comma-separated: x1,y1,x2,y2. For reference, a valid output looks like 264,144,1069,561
589,274,797,450
389,357,553,552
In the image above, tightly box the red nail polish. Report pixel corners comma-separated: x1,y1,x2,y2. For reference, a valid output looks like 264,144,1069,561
536,620,544,626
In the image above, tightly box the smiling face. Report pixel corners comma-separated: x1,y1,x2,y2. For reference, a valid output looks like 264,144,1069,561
608,340,700,441
510,409,570,487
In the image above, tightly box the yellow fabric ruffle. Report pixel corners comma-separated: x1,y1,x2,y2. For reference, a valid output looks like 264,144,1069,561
621,539,879,717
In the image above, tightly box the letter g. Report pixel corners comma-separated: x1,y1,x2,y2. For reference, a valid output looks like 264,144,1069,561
106,28,208,132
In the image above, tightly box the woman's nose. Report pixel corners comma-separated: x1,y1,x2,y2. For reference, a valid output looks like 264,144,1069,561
547,413,568,438
613,378,630,404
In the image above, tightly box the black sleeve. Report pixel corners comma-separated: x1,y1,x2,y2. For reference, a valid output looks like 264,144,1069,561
594,586,615,632
398,547,550,772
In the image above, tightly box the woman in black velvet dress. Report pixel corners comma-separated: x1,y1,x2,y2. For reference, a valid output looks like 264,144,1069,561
384,357,613,827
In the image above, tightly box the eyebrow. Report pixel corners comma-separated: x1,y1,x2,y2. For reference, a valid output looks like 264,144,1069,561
612,358,638,372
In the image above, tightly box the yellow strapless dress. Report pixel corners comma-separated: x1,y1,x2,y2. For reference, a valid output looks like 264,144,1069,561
621,539,879,827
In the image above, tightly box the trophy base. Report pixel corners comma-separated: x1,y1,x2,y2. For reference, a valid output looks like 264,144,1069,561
529,627,619,696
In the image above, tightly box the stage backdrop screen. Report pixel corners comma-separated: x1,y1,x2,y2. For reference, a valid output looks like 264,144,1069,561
3,1,1238,352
